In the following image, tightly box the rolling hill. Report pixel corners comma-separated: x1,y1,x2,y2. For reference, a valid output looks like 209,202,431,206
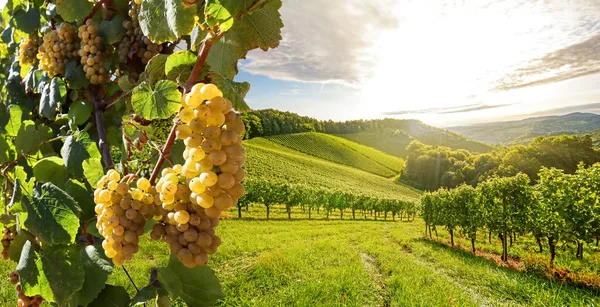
334,121,494,158
266,133,404,178
448,112,600,145
244,137,421,201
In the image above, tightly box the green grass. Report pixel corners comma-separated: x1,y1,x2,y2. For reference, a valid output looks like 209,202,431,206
245,137,421,201
266,133,404,177
2,206,597,306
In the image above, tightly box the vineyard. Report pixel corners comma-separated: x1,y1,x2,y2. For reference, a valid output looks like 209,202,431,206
244,137,421,201
266,133,404,177
422,164,600,279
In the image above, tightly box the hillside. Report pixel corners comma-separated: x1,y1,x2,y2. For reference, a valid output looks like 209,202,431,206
335,123,493,158
244,137,421,201
266,133,404,178
448,112,600,145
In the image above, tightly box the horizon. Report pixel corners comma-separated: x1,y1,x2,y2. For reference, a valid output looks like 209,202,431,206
234,0,600,127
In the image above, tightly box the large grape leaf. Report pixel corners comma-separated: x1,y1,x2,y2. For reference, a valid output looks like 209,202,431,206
131,80,182,120
56,0,93,22
61,132,101,179
39,77,66,120
206,0,283,79
23,67,44,93
32,156,67,186
83,158,104,188
210,72,250,111
158,255,223,307
165,50,197,84
88,285,131,307
64,61,90,89
68,100,93,128
23,183,81,246
15,120,42,154
76,244,114,306
138,0,197,44
17,241,85,305
12,7,40,33
0,136,15,164
65,179,96,221
5,104,23,137
205,0,250,32
99,15,126,44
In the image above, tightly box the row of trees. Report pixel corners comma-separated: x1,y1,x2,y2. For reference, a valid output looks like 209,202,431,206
238,180,419,221
403,135,600,191
422,164,600,263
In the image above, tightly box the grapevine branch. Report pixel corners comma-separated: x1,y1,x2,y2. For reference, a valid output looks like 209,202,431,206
122,265,140,291
149,35,214,184
0,136,65,176
84,0,111,21
89,89,115,170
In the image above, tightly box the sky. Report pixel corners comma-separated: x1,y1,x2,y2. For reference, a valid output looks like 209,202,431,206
236,0,600,127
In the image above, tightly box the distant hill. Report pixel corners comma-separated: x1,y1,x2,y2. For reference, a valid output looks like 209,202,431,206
245,137,421,201
448,112,600,145
241,109,495,158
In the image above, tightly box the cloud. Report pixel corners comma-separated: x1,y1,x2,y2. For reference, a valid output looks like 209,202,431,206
239,0,399,85
383,103,515,115
494,33,600,90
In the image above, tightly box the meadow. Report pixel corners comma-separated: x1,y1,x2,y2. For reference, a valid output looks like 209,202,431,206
2,205,597,306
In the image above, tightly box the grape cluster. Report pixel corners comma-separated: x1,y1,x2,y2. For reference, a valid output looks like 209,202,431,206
9,271,45,307
38,22,79,77
1,226,16,260
78,20,110,85
18,36,40,66
150,166,221,268
94,170,161,265
118,1,163,65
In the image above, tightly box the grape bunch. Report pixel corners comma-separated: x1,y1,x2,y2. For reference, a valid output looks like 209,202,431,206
94,170,161,265
18,36,40,66
38,22,79,77
1,226,16,260
118,0,163,65
78,19,110,85
176,83,247,216
150,166,222,268
9,271,45,307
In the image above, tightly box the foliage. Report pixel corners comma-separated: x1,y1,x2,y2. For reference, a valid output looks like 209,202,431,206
0,0,283,306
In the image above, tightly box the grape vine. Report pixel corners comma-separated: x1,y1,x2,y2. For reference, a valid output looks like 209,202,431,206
0,0,283,306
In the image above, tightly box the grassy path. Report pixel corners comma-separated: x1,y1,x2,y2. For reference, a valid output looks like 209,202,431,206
0,206,598,306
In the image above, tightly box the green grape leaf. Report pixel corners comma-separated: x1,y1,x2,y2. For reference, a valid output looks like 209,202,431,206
15,120,42,155
23,67,43,93
131,80,181,120
157,254,223,307
56,0,94,22
68,100,93,128
118,75,136,92
88,285,131,307
145,54,168,87
39,77,67,120
15,165,34,197
5,104,23,137
23,183,81,245
61,132,102,179
165,50,199,84
205,0,257,32
77,244,114,306
37,72,49,94
138,0,197,44
1,26,13,44
65,179,95,221
12,7,40,33
33,156,67,186
65,61,90,89
83,158,104,188
8,231,28,262
206,0,283,79
17,241,85,305
209,72,250,111
99,15,126,44
0,136,15,164
129,286,161,306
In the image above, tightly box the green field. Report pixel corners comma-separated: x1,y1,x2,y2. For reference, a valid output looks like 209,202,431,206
2,205,597,306
245,137,420,201
266,133,404,177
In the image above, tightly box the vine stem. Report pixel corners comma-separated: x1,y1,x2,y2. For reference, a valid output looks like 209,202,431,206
149,36,214,184
89,89,115,170
84,0,110,21
122,265,140,292
0,136,65,176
